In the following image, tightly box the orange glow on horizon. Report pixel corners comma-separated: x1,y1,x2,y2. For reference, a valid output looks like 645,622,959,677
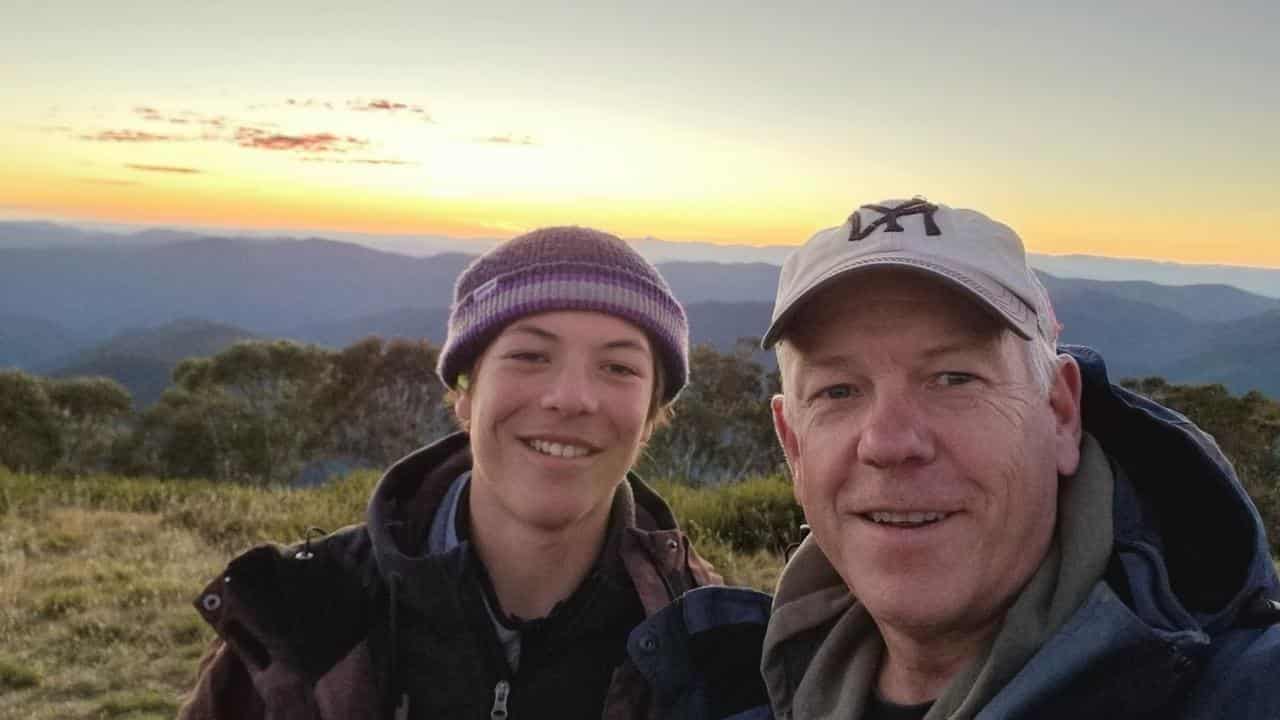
4,167,1278,269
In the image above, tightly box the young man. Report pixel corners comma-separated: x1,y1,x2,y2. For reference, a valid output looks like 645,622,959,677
760,198,1280,719
178,227,772,719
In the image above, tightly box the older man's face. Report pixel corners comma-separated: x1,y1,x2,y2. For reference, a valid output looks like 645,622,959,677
771,270,1081,644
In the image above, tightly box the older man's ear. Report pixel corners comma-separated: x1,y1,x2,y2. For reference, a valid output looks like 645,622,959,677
771,394,803,496
1050,354,1085,478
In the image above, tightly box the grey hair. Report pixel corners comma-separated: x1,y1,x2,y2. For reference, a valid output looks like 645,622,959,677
1024,333,1062,394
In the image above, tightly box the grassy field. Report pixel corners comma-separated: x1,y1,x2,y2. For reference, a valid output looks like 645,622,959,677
0,470,793,720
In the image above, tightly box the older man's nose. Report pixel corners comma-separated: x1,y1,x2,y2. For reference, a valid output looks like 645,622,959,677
856,394,934,469
540,363,600,415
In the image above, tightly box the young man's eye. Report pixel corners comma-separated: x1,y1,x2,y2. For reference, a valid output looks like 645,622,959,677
506,351,548,363
604,362,639,377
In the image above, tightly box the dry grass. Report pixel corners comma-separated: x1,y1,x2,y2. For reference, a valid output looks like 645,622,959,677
0,470,384,720
0,507,222,719
0,469,788,719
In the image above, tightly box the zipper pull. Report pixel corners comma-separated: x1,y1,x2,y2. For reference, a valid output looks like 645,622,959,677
394,692,409,720
490,679,510,720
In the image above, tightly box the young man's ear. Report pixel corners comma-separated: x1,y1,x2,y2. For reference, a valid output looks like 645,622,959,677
453,374,472,431
1050,354,1084,477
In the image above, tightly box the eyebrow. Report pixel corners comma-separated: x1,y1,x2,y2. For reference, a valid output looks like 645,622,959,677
505,323,650,354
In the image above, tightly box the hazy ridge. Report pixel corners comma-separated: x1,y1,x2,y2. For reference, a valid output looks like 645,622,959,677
2,222,1278,401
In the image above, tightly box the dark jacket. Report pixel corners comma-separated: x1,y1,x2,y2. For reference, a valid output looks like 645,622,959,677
761,346,1280,719
178,432,773,720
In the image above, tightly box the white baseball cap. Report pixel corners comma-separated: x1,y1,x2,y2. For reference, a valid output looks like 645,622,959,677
761,198,1059,349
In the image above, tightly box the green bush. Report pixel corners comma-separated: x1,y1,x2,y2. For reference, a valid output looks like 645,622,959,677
656,475,804,552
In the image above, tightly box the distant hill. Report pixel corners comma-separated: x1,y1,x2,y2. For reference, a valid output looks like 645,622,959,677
1042,284,1196,380
6,232,1277,399
0,221,202,250
0,239,470,337
1160,310,1280,397
8,219,1279,297
1037,273,1280,325
1031,254,1280,300
286,307,450,348
0,314,87,370
659,263,781,304
50,318,260,406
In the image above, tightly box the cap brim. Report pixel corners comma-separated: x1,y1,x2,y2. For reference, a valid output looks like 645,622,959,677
761,256,1036,349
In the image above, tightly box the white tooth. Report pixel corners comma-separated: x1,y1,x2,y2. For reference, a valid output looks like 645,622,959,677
906,512,924,523
528,439,591,458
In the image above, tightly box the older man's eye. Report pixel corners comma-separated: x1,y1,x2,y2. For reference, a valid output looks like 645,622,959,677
817,384,853,400
936,372,976,387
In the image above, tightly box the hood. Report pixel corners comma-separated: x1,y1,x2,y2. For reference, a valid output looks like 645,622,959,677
1067,345,1279,631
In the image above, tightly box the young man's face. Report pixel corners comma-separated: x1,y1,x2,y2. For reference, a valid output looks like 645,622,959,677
772,270,1081,645
456,310,656,534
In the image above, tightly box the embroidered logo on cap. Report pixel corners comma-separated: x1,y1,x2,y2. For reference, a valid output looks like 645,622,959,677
848,198,941,242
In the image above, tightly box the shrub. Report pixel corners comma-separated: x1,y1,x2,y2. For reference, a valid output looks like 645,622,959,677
656,475,804,553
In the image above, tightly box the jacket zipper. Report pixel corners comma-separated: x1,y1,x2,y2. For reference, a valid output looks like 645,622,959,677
490,679,510,719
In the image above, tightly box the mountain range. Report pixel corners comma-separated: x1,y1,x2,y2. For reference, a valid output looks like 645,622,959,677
2,223,1277,403
5,220,1279,297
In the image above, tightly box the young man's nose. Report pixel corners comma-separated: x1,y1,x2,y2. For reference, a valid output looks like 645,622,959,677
856,393,935,469
539,362,600,415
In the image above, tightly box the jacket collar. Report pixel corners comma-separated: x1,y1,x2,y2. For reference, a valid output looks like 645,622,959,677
365,432,695,615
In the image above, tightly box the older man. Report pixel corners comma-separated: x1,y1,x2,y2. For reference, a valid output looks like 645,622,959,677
759,198,1280,719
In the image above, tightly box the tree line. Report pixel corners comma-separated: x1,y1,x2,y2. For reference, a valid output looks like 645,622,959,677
0,336,784,487
3,337,1278,549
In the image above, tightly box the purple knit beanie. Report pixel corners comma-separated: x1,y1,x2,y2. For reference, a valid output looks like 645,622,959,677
437,226,689,402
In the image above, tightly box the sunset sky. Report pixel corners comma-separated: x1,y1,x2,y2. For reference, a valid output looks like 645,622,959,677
3,1,1277,266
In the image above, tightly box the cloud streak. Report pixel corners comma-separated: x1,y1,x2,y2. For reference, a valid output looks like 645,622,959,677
234,127,368,153
82,130,184,142
71,102,417,166
477,134,538,146
301,156,419,166
285,98,336,110
125,163,202,174
348,98,432,121
134,106,228,128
